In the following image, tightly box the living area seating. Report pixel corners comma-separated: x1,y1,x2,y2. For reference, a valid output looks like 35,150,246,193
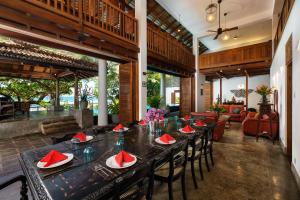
242,112,279,138
212,119,226,141
219,105,247,122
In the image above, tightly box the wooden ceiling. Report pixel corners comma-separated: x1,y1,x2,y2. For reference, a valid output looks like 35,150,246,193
199,41,272,81
125,0,208,54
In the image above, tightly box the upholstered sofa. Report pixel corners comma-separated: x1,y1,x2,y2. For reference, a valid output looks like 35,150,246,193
219,105,247,122
191,112,218,123
191,112,226,141
242,112,279,137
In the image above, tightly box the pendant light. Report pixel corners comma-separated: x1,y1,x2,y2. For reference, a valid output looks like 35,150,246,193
222,13,230,41
206,0,217,23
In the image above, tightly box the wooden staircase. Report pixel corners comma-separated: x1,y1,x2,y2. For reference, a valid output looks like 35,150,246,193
40,116,80,135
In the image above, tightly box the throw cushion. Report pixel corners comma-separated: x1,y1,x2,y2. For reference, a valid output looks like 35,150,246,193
254,113,260,119
262,114,270,120
233,108,241,114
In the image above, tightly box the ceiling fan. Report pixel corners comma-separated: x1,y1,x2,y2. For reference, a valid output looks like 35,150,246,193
207,0,238,40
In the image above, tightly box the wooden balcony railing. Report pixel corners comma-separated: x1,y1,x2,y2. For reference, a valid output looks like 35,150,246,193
147,25,195,71
24,0,138,45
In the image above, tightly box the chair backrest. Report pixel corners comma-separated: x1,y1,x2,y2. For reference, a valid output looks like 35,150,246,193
204,122,216,144
51,133,76,145
190,130,205,157
167,140,188,178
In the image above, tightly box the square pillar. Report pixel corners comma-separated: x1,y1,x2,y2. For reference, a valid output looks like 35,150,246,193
135,0,147,119
193,35,206,112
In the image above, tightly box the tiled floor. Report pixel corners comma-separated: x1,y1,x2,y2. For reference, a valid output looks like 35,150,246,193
0,123,299,200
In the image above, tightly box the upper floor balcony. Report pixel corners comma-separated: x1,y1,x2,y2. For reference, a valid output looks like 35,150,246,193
0,0,139,62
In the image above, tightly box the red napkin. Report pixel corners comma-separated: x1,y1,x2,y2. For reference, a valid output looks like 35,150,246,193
184,115,190,120
195,120,206,127
115,150,135,167
114,124,124,131
40,150,68,167
182,125,194,133
73,132,86,142
139,120,147,125
159,134,175,144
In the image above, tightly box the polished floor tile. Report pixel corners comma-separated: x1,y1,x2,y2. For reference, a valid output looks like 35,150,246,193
0,123,299,200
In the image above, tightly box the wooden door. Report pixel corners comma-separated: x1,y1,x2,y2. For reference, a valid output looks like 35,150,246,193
204,81,213,111
119,62,138,123
285,35,293,161
180,77,192,117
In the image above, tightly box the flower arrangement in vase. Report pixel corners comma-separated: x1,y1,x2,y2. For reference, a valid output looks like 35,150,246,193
145,108,165,133
255,85,272,104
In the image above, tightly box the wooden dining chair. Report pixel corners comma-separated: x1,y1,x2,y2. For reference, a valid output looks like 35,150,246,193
203,123,216,172
188,131,205,188
116,179,147,200
153,141,188,200
0,172,28,200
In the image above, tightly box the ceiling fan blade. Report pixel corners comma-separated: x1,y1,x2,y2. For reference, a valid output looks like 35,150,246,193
207,30,217,32
223,27,238,32
213,33,220,40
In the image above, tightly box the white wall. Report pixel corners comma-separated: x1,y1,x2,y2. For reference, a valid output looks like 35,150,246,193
213,75,270,110
166,87,180,105
271,0,300,178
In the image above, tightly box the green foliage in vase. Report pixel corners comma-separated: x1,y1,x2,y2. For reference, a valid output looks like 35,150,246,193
255,85,272,96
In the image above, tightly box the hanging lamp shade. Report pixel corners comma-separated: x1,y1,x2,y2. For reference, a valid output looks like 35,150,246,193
205,3,217,23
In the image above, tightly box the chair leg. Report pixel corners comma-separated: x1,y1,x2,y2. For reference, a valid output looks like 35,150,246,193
190,159,198,189
209,147,214,167
168,181,173,200
181,174,187,200
20,176,28,200
204,152,210,172
198,156,204,180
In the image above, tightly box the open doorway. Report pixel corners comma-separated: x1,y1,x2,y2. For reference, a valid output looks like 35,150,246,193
285,35,293,163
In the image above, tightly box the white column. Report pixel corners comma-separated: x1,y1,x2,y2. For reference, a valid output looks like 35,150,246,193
193,35,206,112
98,59,108,126
135,0,147,119
160,73,166,106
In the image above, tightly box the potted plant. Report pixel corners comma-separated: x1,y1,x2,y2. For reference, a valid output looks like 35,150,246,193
255,85,272,104
210,103,226,118
147,95,162,109
108,99,120,123
79,84,93,110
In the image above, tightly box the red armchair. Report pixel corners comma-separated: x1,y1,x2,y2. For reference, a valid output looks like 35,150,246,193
213,119,226,141
242,112,279,138
220,105,247,122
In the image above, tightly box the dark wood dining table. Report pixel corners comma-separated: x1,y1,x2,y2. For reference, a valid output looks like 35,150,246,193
19,120,203,200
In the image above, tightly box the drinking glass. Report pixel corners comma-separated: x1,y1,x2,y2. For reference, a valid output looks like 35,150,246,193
176,121,182,131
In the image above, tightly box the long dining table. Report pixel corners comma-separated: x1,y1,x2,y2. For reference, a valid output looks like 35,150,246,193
19,119,204,200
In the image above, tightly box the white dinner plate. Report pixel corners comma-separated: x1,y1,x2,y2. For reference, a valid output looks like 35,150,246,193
113,127,129,132
155,137,176,145
105,154,137,169
71,135,94,143
193,123,207,127
37,153,74,169
179,128,195,134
